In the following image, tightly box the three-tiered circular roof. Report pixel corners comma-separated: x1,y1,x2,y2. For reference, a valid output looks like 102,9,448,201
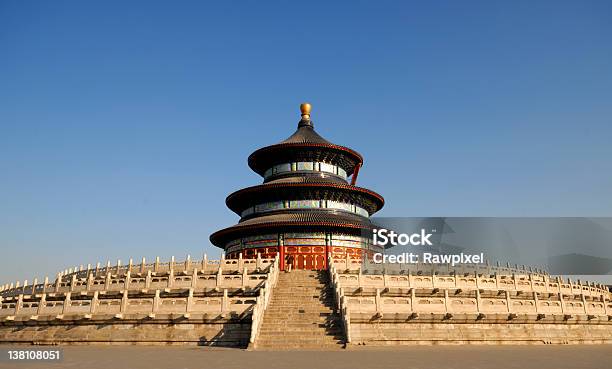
210,103,384,248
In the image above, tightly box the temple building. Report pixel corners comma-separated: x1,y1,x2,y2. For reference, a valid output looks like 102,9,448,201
1,103,611,348
210,103,384,270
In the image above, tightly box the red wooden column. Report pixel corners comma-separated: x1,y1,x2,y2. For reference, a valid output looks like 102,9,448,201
278,233,285,271
324,232,331,269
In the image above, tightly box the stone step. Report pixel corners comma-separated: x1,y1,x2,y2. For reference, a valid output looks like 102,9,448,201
274,292,333,294
256,336,343,342
268,301,335,311
259,328,344,335
255,345,344,350
261,319,337,324
263,312,335,317
256,339,343,346
270,297,332,300
263,310,335,314
271,297,334,300
270,297,334,301
261,317,341,322
268,302,333,305
263,314,335,320
255,270,345,349
259,320,342,331
258,330,343,336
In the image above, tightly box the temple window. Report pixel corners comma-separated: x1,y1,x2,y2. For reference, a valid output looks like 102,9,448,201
263,162,348,180
241,199,369,218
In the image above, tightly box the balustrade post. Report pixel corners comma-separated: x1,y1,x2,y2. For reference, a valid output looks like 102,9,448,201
216,266,223,287
87,272,94,291
192,268,198,288
154,256,160,272
62,292,71,314
170,256,175,272
153,290,160,313
42,277,49,294
145,270,152,289
187,288,194,311
15,294,23,315
55,273,61,293
408,271,415,289
202,253,208,271
125,271,131,290
221,289,229,313
242,266,248,288
120,290,128,312
140,257,146,273
90,291,99,314
70,274,76,292
37,294,46,315
128,258,133,273
444,289,450,313
185,254,191,270
105,272,111,290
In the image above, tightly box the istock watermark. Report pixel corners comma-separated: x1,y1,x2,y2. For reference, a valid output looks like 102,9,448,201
372,228,434,246
371,227,484,266
363,217,612,282
372,251,484,266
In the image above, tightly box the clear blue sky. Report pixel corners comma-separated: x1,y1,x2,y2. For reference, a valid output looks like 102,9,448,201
1,1,611,283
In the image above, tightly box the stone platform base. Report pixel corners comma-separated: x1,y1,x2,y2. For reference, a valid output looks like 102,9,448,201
350,322,612,345
0,322,251,347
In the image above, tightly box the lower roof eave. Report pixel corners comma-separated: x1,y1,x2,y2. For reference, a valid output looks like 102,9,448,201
209,221,374,248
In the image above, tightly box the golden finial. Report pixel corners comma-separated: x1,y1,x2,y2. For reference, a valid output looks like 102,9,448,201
300,103,312,120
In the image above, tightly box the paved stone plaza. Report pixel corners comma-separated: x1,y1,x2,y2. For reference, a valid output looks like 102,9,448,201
1,344,611,369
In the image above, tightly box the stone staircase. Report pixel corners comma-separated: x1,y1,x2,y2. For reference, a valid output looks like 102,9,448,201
254,270,345,350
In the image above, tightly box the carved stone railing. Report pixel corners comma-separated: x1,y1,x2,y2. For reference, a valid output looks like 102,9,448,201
329,254,352,343
328,261,612,330
334,272,610,298
332,256,552,276
0,255,279,325
0,287,260,320
0,254,275,298
329,258,609,297
249,255,279,346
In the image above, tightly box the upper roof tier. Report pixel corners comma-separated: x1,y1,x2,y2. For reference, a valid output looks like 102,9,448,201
248,104,363,178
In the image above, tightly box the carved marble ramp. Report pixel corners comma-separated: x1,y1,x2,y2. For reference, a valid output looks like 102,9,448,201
254,270,345,350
